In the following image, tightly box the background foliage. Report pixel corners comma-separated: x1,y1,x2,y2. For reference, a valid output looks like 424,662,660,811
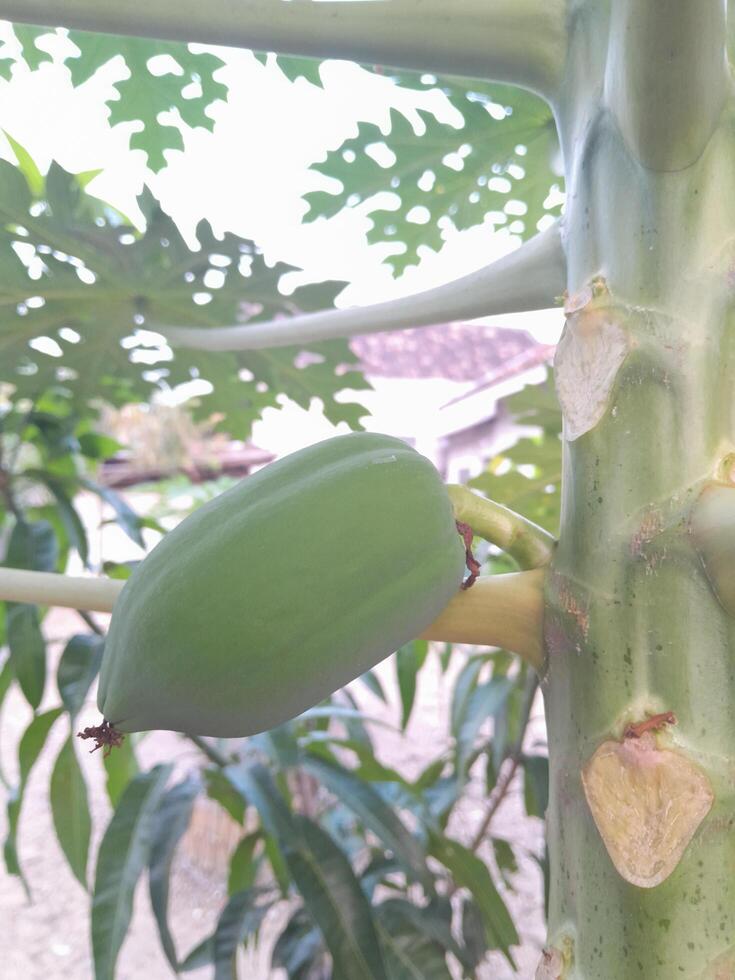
0,23,563,980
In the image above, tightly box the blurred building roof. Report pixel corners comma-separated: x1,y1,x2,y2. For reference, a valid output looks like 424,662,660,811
350,322,547,382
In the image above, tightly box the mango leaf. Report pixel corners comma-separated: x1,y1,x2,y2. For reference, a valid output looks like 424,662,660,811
228,832,262,896
102,733,139,808
305,73,561,275
4,707,63,891
375,901,453,980
57,633,105,719
5,517,58,572
284,815,388,980
148,777,200,971
91,765,172,980
205,766,246,825
213,888,273,980
429,834,517,965
50,735,91,888
81,478,145,548
523,754,550,819
40,477,89,565
179,937,215,973
6,603,46,709
395,640,428,730
455,677,513,776
272,908,325,977
449,657,485,739
302,754,431,888
0,657,14,787
360,668,387,703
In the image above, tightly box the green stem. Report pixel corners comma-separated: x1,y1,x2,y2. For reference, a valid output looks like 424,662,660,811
184,733,235,769
0,0,567,99
163,224,566,352
448,484,556,571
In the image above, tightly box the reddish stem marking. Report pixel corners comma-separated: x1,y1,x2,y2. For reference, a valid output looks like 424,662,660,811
77,719,125,758
624,711,677,740
456,520,480,590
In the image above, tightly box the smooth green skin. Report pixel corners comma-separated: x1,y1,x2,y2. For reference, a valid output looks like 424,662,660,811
98,433,465,738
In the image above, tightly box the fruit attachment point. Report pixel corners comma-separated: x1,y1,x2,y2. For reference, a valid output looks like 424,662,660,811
77,719,125,758
456,520,480,590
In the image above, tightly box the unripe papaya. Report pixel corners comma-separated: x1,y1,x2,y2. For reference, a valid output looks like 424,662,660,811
97,432,466,738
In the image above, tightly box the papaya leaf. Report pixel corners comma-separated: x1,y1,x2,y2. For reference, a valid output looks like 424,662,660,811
429,834,518,965
6,603,46,709
284,815,388,980
91,765,172,980
148,777,200,972
4,707,63,892
301,754,431,888
305,74,561,276
0,159,367,439
50,735,91,888
57,633,104,719
102,734,139,809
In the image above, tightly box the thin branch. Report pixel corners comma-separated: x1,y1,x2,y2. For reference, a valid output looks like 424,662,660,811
184,732,235,768
163,223,566,352
1,0,567,100
420,569,546,669
448,484,556,571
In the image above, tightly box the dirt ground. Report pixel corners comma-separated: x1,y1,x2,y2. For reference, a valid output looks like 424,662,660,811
2,610,547,980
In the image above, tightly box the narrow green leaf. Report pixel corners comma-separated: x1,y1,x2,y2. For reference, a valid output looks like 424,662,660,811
6,603,46,708
284,815,387,980
213,888,272,980
50,735,91,888
91,765,172,980
302,754,431,887
264,832,291,898
523,754,550,819
222,763,294,842
6,517,58,572
4,707,63,888
360,668,387,703
82,478,144,548
149,777,199,971
272,909,324,977
44,478,90,566
450,658,485,739
0,657,15,786
396,640,428,730
102,734,139,808
179,936,215,973
204,767,246,825
456,677,513,774
228,832,261,896
57,633,104,719
429,835,518,964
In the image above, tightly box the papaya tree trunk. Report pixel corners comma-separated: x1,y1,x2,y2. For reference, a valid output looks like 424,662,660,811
542,2,735,976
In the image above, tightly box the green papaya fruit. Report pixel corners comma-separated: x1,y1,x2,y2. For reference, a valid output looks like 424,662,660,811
97,432,466,738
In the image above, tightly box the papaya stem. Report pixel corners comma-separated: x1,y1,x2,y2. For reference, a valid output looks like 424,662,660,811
447,484,556,571
420,569,546,669
0,566,122,611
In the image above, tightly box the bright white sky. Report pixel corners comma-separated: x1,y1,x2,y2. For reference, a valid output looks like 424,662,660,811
0,29,563,448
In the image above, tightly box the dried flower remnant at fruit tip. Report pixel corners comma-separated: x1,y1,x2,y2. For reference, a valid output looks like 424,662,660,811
77,719,125,758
